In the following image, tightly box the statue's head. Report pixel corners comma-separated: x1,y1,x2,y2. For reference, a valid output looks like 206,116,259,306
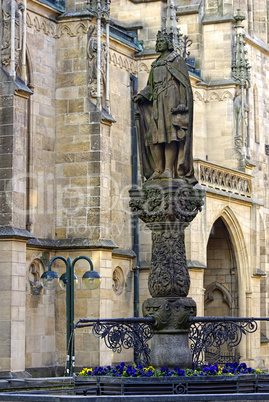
155,31,174,52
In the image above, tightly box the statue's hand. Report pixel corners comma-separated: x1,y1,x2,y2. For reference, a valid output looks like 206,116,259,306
171,104,188,114
132,94,145,103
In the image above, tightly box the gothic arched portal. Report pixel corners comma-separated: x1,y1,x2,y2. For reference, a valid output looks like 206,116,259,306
204,217,240,363
205,217,239,318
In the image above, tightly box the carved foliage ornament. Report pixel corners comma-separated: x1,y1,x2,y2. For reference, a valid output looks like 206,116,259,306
149,230,190,297
129,181,204,298
129,182,204,224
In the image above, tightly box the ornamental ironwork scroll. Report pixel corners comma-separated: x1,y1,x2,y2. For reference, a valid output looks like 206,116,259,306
188,317,269,368
75,317,155,367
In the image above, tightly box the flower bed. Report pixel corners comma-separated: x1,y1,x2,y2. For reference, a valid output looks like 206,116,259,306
74,362,269,396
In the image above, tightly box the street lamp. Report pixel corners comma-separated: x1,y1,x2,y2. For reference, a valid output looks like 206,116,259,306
40,256,101,376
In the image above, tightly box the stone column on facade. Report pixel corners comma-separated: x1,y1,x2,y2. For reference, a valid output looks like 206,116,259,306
0,229,35,378
130,179,205,368
55,7,116,369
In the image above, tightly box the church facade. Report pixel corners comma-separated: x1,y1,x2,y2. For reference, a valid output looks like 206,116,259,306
0,0,269,376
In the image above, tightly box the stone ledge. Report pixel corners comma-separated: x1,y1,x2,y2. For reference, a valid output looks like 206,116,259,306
58,10,94,19
112,249,136,258
188,260,206,269
0,68,32,96
26,365,65,378
176,1,201,16
0,371,31,380
244,32,269,54
101,107,116,124
202,14,235,25
203,186,263,206
129,0,160,3
197,79,236,88
252,269,266,277
27,237,119,250
110,18,143,31
141,261,206,270
0,226,35,240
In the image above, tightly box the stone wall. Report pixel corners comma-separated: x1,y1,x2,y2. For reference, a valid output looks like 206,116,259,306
110,0,164,51
0,239,27,373
26,7,57,238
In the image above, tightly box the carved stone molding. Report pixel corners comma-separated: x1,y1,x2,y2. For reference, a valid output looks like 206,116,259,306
129,180,204,226
26,12,57,37
194,89,234,103
109,50,137,74
26,12,89,38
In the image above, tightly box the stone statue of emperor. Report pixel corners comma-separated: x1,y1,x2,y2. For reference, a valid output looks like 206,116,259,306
133,31,196,184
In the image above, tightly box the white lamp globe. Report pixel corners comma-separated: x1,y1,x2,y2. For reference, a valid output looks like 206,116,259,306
82,270,101,290
40,271,59,291
59,272,78,290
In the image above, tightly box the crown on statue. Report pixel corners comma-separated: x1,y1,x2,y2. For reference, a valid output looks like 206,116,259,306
156,30,174,50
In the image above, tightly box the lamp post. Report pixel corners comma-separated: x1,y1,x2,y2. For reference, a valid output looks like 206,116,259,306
40,256,101,376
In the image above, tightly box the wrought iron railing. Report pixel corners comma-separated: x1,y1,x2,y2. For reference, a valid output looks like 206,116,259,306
75,317,155,366
74,316,269,369
189,316,269,368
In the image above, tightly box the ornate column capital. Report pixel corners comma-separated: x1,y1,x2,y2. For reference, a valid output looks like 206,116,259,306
129,179,205,229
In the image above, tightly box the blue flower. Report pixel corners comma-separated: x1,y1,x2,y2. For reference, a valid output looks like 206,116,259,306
239,363,247,370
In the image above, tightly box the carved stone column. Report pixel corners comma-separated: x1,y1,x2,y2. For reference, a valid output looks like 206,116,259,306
130,179,205,368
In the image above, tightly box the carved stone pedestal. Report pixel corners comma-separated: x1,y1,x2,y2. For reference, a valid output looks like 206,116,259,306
150,331,192,368
142,296,196,368
130,179,205,368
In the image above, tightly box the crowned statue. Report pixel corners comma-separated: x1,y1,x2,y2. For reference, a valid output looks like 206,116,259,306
133,31,196,184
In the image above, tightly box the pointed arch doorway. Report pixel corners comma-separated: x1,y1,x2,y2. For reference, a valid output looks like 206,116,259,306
204,217,239,363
